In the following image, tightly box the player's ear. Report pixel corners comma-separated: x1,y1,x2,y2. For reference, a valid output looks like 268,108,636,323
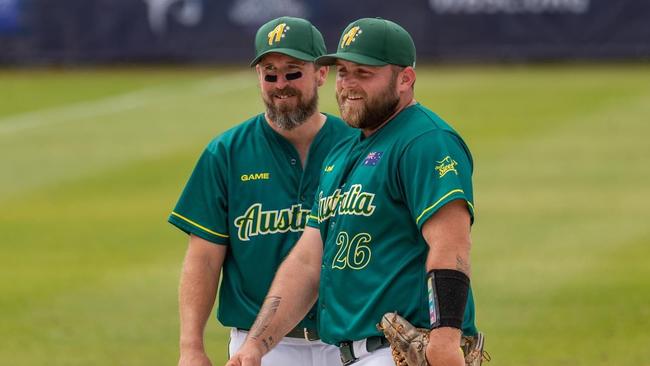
398,66,416,92
255,64,264,83
316,64,328,87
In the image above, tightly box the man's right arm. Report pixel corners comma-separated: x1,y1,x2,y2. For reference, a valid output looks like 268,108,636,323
226,226,323,366
178,234,227,366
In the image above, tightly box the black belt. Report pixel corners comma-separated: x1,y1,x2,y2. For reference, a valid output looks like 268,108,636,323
238,326,320,341
285,326,320,341
339,336,390,366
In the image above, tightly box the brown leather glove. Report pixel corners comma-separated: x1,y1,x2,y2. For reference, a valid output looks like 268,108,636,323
377,312,429,366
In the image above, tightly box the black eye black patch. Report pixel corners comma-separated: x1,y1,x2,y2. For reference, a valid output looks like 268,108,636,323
264,71,303,83
285,71,302,80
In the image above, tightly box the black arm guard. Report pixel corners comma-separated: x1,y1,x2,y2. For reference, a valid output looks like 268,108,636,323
427,269,470,330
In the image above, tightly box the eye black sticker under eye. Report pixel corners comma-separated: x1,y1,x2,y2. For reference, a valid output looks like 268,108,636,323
285,71,302,80
264,74,278,82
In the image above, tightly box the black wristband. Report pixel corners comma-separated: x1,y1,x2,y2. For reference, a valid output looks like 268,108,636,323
426,269,470,330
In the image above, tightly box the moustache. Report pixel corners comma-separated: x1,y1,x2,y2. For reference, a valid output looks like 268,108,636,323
270,87,301,98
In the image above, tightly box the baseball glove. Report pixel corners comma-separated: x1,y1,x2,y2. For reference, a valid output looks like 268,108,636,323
377,312,429,366
461,333,491,366
377,312,490,366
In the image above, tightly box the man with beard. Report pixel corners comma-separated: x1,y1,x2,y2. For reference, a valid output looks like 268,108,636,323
226,18,487,366
168,17,353,366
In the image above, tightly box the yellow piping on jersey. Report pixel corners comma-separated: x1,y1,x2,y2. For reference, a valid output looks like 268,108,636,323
171,211,229,238
415,189,472,225
466,200,475,214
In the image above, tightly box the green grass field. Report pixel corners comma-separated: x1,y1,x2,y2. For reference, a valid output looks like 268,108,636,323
1,65,649,365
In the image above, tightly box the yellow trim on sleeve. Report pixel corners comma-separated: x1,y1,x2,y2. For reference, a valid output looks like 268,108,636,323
415,189,467,225
171,212,229,238
308,215,320,222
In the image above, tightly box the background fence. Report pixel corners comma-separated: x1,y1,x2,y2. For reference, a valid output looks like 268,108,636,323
2,0,650,64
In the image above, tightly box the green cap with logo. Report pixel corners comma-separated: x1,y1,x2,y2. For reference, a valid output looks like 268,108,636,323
250,17,327,67
315,18,416,68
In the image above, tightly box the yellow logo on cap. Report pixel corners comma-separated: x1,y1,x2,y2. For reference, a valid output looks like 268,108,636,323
268,23,289,45
341,26,362,48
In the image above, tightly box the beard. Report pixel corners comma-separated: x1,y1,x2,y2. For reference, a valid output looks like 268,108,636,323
336,73,399,130
264,85,318,130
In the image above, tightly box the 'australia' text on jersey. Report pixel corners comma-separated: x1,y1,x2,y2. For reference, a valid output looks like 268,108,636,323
234,203,311,241
317,184,377,223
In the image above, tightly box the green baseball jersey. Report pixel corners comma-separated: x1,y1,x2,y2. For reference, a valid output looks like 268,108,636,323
307,103,475,345
169,113,354,331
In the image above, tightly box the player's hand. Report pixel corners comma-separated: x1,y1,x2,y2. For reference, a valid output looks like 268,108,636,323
225,342,264,366
426,327,464,366
178,348,212,366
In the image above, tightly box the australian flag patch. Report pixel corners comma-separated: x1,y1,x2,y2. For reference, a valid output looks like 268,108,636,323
362,151,383,166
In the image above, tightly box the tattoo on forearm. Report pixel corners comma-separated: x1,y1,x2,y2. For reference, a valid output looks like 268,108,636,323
456,255,471,275
249,296,282,351
261,336,274,352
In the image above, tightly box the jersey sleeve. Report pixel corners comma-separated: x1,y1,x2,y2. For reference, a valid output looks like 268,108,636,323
168,142,230,245
398,130,475,231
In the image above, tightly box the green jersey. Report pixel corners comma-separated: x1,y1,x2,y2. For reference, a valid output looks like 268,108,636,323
169,114,354,330
307,104,475,345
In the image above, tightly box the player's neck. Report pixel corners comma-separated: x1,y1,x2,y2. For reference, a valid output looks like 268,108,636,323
266,112,327,166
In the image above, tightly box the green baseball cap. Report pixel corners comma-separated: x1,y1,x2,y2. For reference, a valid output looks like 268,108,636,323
315,18,416,68
250,17,326,67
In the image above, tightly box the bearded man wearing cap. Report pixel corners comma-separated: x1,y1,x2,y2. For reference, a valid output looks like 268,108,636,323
169,16,354,366
227,17,487,366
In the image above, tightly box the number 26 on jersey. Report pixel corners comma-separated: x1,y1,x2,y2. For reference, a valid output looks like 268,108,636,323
332,231,372,270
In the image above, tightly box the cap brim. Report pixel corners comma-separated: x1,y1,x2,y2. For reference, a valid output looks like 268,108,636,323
315,52,388,66
250,49,317,67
